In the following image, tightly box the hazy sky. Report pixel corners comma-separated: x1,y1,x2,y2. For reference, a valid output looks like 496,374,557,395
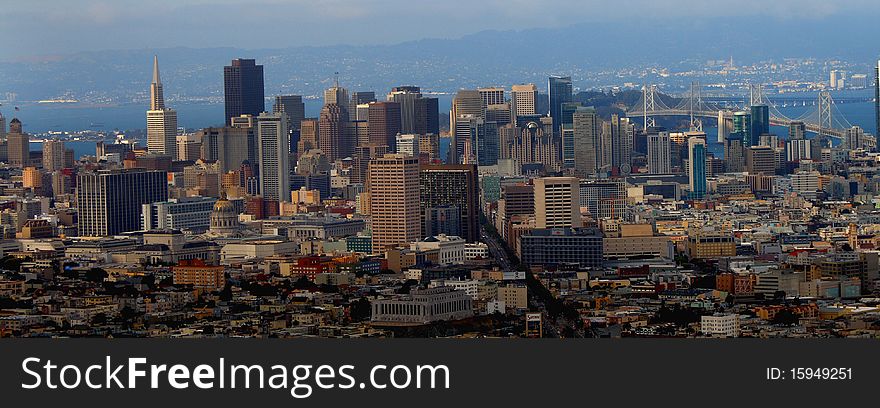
1,0,877,58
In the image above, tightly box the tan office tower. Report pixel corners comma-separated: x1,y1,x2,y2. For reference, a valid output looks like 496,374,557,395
534,177,581,229
318,103,350,161
42,139,66,172
146,56,178,158
324,83,350,121
511,84,538,117
298,119,319,155
368,154,420,254
7,118,29,168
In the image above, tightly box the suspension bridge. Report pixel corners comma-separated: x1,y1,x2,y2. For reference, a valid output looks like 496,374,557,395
627,83,859,140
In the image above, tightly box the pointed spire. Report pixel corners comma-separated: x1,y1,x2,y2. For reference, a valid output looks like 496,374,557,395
152,55,161,85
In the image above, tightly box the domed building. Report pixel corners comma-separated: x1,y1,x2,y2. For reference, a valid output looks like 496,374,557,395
209,195,241,236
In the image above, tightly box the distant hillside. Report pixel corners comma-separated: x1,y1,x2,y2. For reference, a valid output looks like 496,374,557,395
1,16,878,102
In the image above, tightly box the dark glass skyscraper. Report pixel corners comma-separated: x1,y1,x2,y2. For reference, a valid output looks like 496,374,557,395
419,164,479,243
548,76,573,134
749,105,769,147
224,59,265,125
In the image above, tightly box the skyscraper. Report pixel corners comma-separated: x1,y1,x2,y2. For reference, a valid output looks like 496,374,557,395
419,164,479,242
7,118,29,168
146,56,178,158
76,169,168,236
42,139,66,172
350,91,377,119
750,105,769,146
318,103,352,162
647,132,672,174
224,59,264,124
368,102,402,150
534,177,581,229
273,95,305,153
450,90,484,163
572,106,600,178
717,111,727,143
789,121,806,140
548,76,573,134
606,114,634,173
478,87,505,106
368,154,421,254
724,133,746,173
198,125,255,173
511,84,538,117
324,83,350,121
687,137,707,199
0,111,6,139
875,60,879,136
733,111,752,146
256,113,290,202
389,86,421,134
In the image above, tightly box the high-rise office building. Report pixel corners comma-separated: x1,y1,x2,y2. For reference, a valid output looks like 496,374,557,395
42,139,66,172
746,145,776,175
534,177,581,229
647,132,672,174
389,86,421,134
76,169,168,236
789,121,806,140
415,97,440,136
875,60,880,136
350,91,377,119
511,84,538,117
298,119,319,155
419,164,479,243
687,137,707,199
548,76,573,134
579,180,626,220
724,133,746,173
318,103,352,162
572,106,600,177
453,115,498,166
198,123,256,173
7,118,29,168
324,84,350,121
478,87,505,106
273,95,305,154
750,105,769,147
786,139,812,162
717,111,727,143
368,154,421,254
146,56,178,158
368,102,402,150
224,59,264,124
0,111,6,139
733,111,752,146
450,90,484,152
256,113,290,202
606,114,634,173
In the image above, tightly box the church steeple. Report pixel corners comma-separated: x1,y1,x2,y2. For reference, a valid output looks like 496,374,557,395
150,55,165,110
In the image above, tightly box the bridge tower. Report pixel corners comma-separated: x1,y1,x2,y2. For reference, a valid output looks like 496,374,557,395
817,91,832,147
749,83,763,107
642,85,656,129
